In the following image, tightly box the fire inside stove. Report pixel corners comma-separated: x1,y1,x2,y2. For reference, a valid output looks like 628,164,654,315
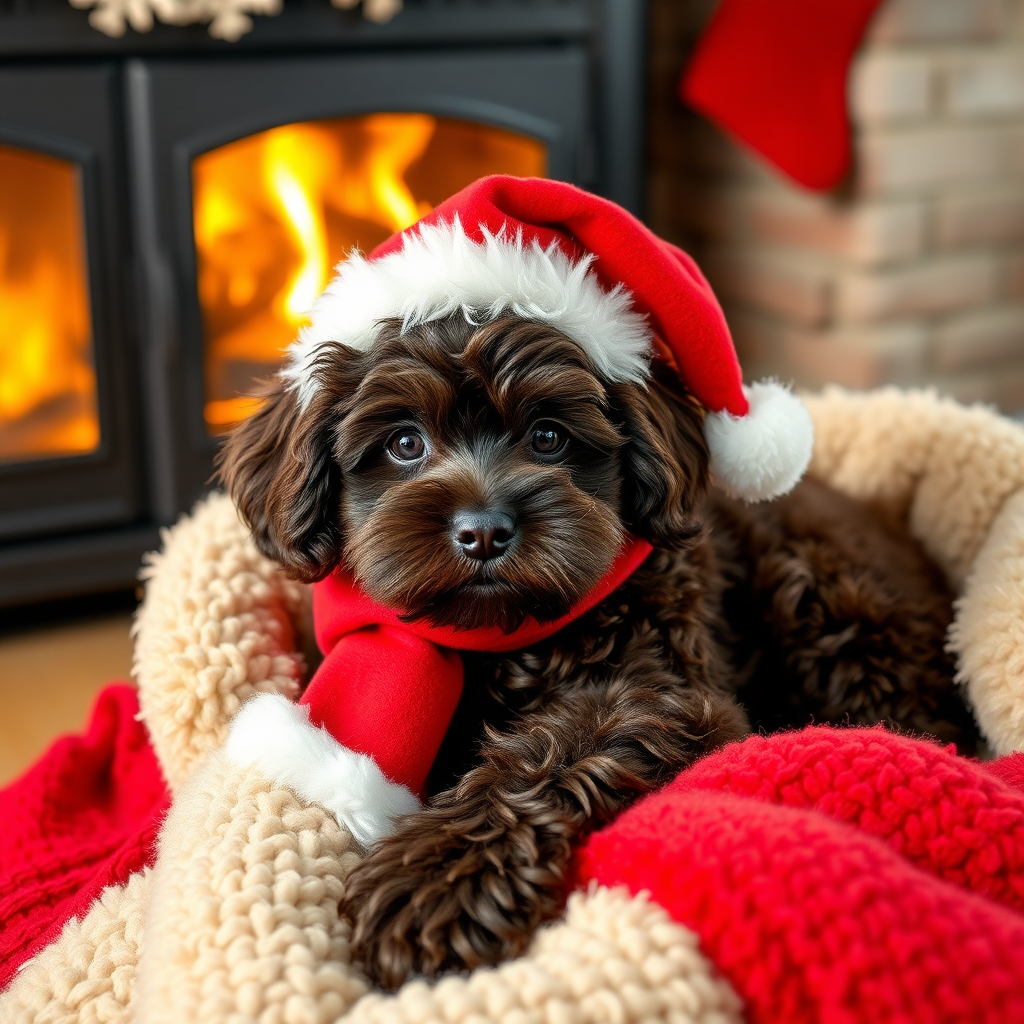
193,114,546,434
0,145,99,463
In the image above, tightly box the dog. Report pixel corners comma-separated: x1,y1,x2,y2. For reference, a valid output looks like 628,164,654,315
218,308,980,990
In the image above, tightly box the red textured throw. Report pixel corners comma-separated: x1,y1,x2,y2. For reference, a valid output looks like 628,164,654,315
681,0,885,190
579,727,1024,1024
0,685,169,988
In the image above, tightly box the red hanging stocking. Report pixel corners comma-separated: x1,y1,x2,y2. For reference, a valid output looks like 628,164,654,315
680,0,885,190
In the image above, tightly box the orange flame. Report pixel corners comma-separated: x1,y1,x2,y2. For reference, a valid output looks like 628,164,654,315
193,115,546,434
0,146,99,463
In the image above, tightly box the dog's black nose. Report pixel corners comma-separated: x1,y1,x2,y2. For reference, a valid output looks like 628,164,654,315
453,511,516,561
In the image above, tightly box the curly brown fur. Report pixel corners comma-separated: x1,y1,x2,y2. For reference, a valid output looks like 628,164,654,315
219,311,979,991
220,314,706,630
343,544,748,987
711,481,980,750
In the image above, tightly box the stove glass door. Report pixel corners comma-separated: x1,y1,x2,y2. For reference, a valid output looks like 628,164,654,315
0,144,99,463
192,115,546,435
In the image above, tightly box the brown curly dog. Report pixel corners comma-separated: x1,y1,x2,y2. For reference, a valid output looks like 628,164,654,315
219,311,978,989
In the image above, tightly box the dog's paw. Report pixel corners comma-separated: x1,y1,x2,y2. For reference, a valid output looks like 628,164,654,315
341,821,567,990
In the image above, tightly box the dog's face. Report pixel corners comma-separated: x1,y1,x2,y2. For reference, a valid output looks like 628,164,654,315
218,313,709,632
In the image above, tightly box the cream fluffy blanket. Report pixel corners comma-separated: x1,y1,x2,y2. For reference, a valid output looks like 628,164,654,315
5,387,1024,1024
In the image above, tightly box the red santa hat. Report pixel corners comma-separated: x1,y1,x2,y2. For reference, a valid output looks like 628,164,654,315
283,174,812,501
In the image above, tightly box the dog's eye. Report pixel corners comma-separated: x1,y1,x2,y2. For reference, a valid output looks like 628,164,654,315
388,430,427,462
531,422,566,456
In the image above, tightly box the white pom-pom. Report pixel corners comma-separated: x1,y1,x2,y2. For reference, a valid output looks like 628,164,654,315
225,693,420,847
705,380,814,502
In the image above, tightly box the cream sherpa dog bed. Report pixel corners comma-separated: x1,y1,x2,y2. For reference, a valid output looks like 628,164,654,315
5,386,1024,1024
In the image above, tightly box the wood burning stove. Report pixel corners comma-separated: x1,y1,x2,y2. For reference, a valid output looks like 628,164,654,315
0,0,647,607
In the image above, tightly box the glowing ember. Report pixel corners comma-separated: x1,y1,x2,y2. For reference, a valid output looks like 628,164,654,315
193,115,546,433
0,145,99,463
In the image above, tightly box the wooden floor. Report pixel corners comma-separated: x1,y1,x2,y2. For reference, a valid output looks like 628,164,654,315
0,596,135,787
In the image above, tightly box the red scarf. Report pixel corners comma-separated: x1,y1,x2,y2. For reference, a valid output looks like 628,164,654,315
304,538,653,796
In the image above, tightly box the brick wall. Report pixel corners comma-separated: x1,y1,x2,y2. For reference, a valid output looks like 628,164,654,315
648,0,1024,411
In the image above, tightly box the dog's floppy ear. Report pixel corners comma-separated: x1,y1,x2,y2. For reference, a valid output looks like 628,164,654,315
611,364,710,547
216,375,343,583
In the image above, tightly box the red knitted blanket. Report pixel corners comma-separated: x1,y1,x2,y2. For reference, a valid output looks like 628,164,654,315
580,727,1024,1024
0,686,169,989
3,691,1024,1023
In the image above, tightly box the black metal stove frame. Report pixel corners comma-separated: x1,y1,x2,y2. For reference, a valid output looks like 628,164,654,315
0,0,647,607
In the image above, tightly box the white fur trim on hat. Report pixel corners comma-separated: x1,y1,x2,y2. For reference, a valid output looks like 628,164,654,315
705,380,814,502
281,216,652,409
224,692,420,847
